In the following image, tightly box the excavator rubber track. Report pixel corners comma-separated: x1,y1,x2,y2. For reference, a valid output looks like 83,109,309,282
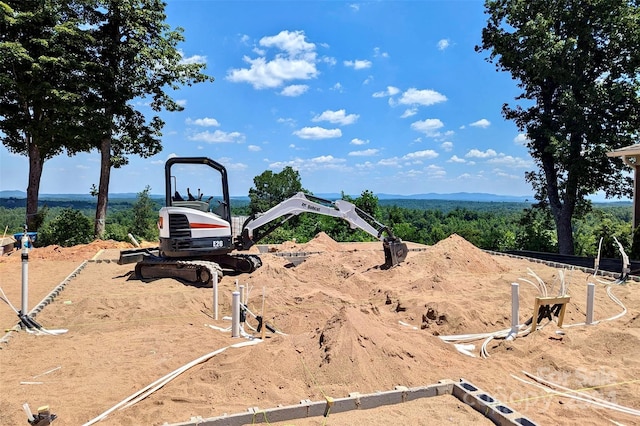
214,253,262,273
134,258,223,287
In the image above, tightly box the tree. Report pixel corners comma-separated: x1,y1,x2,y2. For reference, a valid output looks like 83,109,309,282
130,185,159,241
86,0,213,238
38,208,93,247
355,190,379,218
248,167,306,215
515,207,558,252
477,0,640,254
0,1,98,231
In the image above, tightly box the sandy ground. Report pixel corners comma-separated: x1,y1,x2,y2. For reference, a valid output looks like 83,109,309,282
0,234,638,426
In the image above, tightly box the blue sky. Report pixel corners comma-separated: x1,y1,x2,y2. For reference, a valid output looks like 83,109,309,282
2,1,544,198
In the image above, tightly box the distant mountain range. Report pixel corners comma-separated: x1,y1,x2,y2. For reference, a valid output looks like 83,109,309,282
0,190,533,203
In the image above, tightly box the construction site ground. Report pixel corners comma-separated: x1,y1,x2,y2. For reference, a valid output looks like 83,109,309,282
0,233,638,425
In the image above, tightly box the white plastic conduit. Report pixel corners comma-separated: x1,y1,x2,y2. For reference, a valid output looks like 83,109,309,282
515,371,640,416
82,339,261,426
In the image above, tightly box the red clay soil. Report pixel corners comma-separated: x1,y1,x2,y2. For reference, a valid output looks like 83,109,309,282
0,234,638,425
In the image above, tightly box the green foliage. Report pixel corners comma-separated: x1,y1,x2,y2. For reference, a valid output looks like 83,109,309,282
248,167,306,215
1,195,637,259
103,223,129,242
515,207,558,252
38,208,93,247
129,185,159,241
477,0,640,254
0,206,26,234
31,205,49,231
355,190,379,217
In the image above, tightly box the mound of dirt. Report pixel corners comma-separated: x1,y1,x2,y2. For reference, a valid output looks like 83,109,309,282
0,239,147,263
408,233,506,274
299,232,343,252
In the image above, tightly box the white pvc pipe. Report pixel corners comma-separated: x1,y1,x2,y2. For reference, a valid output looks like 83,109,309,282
127,233,140,247
213,271,219,320
21,237,29,316
239,285,245,306
586,282,595,325
231,291,240,338
23,403,34,422
506,283,519,341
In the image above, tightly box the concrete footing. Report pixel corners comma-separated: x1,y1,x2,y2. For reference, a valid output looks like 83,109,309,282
164,378,537,426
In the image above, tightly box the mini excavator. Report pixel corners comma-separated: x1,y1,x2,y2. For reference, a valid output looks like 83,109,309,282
119,157,408,285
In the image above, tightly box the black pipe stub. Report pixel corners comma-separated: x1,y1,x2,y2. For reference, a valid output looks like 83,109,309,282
18,311,43,330
27,405,57,426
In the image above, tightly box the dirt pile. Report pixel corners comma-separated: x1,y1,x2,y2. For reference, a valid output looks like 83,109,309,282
408,233,506,275
0,239,151,264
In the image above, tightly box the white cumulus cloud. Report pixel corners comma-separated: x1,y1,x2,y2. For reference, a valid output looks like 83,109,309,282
487,154,531,168
280,84,309,97
186,117,220,127
403,150,439,160
470,119,491,128
399,88,447,106
514,133,529,145
293,126,342,140
179,51,207,65
465,148,497,158
312,109,359,126
344,59,372,69
189,130,245,144
400,108,418,118
410,118,444,137
349,149,379,156
226,30,318,89
372,86,400,98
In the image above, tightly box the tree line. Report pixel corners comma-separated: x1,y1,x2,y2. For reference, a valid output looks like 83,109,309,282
0,185,634,260
2,166,637,260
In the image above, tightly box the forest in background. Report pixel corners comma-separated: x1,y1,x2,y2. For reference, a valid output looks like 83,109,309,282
0,193,634,261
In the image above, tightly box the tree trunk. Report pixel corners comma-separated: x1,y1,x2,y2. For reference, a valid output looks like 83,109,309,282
555,208,575,255
26,137,43,232
94,137,111,238
536,128,577,255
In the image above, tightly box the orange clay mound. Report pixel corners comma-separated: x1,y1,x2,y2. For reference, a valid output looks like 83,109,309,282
407,233,506,274
299,232,342,252
0,239,147,264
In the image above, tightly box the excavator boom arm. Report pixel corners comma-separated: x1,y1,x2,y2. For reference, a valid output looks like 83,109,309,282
237,192,408,268
241,192,390,245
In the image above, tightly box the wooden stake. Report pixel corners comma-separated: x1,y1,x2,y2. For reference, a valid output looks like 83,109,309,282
531,295,571,330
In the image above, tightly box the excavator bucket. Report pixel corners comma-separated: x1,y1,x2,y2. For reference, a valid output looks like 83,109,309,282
383,238,408,268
